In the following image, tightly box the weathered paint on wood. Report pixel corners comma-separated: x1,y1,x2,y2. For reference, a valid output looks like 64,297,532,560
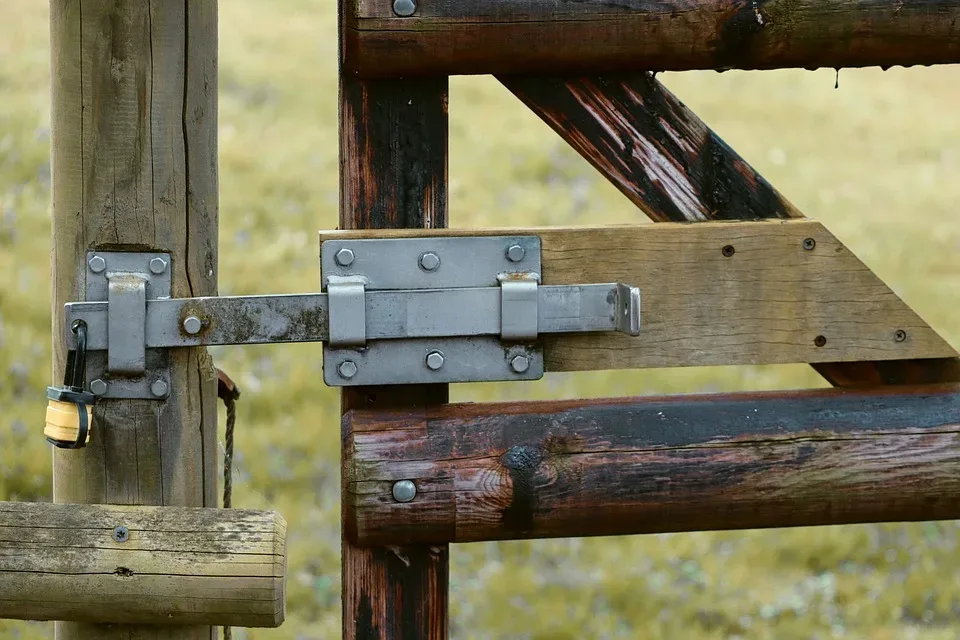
319,220,958,372
343,0,960,77
51,2,218,638
0,502,285,627
339,25,451,635
499,72,960,385
343,384,960,545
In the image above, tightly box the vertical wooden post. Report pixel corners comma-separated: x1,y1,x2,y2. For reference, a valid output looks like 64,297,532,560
50,2,218,639
338,21,451,637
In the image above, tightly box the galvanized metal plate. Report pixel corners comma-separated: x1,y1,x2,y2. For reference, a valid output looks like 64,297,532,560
86,251,171,302
321,235,541,290
323,338,543,386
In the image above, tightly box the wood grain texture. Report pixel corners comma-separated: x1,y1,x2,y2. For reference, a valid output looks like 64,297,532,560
343,0,960,77
50,2,218,637
339,25,450,635
0,502,285,627
319,220,958,371
343,384,960,545
498,72,960,385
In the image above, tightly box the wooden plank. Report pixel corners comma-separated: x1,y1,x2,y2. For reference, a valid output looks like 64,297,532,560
339,18,450,634
50,2,219,638
319,220,958,372
342,0,960,78
0,502,285,627
343,384,960,545
499,72,960,385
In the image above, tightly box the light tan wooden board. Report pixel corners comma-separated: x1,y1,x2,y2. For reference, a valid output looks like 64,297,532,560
320,220,956,371
0,501,285,627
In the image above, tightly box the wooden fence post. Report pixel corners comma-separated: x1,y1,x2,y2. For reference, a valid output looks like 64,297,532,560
50,2,218,638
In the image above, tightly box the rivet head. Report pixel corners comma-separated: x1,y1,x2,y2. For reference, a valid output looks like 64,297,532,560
88,255,106,273
510,355,530,373
150,379,169,398
182,316,203,335
149,257,168,274
506,244,525,263
392,480,417,503
419,252,441,272
90,379,108,396
335,247,355,267
113,525,129,543
393,0,416,16
338,360,358,379
425,350,445,371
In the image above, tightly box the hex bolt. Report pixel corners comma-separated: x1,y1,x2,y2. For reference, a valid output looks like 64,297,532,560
510,354,531,373
392,480,417,503
506,244,526,263
419,252,441,272
425,350,445,371
90,379,108,396
335,247,355,267
113,525,129,543
182,315,203,335
393,0,416,17
150,379,169,398
149,257,168,274
802,238,817,251
338,360,359,380
88,255,106,273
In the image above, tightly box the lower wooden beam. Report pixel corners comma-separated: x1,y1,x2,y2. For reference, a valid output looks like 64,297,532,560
344,384,960,545
0,502,286,627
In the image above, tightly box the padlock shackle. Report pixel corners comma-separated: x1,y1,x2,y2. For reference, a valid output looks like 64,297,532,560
67,320,88,392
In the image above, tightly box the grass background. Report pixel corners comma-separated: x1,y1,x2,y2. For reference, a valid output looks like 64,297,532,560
2,0,960,638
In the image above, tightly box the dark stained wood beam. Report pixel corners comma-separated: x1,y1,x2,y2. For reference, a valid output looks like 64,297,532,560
344,384,960,546
343,0,960,78
500,72,960,386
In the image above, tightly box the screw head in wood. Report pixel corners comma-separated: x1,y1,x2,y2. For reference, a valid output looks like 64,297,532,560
150,379,169,398
803,238,817,251
149,257,168,274
895,329,907,342
814,335,827,347
392,480,417,503
182,316,203,335
721,245,735,258
335,247,355,267
393,0,416,16
419,252,441,272
425,350,445,371
338,360,358,379
506,244,525,262
88,255,106,273
90,379,108,396
113,526,129,543
510,355,530,373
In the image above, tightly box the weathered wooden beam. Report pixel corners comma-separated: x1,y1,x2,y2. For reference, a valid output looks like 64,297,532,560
319,220,958,372
339,5,451,630
500,72,960,386
343,0,960,78
0,502,285,626
344,384,960,545
51,3,219,638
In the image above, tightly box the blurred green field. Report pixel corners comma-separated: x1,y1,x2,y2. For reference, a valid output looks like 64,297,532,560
3,1,960,638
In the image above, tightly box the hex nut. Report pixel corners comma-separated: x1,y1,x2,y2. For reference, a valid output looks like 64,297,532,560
510,355,531,373
90,379,108,396
506,244,526,263
338,360,359,379
182,316,203,335
392,480,417,503
150,379,169,398
393,0,416,16
335,247,355,267
419,252,441,272
88,255,106,273
149,257,168,274
425,350,445,371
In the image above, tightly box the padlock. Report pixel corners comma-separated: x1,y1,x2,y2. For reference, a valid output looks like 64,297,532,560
45,320,95,449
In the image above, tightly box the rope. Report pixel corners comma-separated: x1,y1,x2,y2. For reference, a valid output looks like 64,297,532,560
216,368,241,640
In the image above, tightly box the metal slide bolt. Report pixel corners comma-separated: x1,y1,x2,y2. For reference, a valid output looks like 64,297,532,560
88,255,106,273
393,0,416,17
392,480,417,503
335,248,355,267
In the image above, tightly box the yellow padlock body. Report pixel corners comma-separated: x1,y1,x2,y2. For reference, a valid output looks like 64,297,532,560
44,399,93,445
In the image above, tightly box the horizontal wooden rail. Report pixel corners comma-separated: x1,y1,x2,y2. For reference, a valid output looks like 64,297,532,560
0,502,286,627
344,384,960,545
320,220,958,371
343,0,960,77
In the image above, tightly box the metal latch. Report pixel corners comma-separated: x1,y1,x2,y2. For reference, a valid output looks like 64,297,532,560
64,236,640,391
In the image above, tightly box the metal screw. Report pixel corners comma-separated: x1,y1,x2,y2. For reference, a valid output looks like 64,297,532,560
338,360,358,380
895,329,907,343
113,526,129,543
419,252,441,272
803,238,817,251
150,379,169,398
88,255,106,273
814,335,827,347
393,0,416,16
392,480,417,503
721,245,735,258
90,379,108,396
182,315,203,335
510,355,530,373
506,244,525,263
335,247,355,267
149,257,168,274
425,350,445,371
